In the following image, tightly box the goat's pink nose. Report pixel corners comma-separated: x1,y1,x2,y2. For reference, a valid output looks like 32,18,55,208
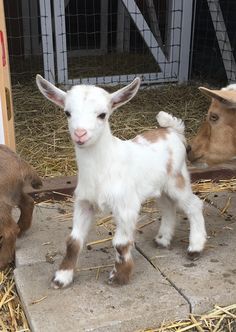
74,128,87,139
74,128,87,142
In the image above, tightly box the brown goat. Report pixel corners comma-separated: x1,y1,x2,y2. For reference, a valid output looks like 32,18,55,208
0,144,42,269
187,84,236,167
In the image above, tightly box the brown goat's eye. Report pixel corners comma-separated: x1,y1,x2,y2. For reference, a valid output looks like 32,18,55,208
209,112,219,122
65,110,71,118
98,113,106,120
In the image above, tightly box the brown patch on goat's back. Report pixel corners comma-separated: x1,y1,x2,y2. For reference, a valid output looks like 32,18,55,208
175,173,185,189
133,128,168,144
167,149,173,175
59,236,80,270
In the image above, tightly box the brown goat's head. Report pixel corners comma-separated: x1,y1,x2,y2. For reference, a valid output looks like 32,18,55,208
187,85,236,167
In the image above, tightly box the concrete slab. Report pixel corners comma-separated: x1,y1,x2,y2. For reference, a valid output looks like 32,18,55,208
14,202,189,332
15,201,75,266
15,201,163,267
136,197,236,314
206,191,236,218
14,252,189,332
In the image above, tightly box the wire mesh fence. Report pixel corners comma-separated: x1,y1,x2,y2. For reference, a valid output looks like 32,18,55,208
4,0,43,83
3,0,236,86
191,0,236,85
4,0,193,86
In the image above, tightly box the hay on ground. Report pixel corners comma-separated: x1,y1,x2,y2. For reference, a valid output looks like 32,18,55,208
0,266,30,331
139,304,236,332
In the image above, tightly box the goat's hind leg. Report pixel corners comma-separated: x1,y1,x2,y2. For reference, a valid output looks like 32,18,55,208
17,193,34,236
154,194,177,249
172,189,206,260
51,199,94,289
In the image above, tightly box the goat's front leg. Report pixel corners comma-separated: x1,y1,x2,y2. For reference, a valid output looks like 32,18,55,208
109,207,139,285
51,199,94,289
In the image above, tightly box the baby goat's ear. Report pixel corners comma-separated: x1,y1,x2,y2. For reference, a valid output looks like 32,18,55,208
36,74,66,108
110,77,141,111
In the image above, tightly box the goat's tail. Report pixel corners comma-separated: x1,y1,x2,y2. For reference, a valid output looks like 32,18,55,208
156,111,186,144
22,162,43,189
156,111,185,134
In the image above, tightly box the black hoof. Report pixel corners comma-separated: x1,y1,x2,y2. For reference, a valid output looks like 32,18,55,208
51,277,64,289
187,251,201,261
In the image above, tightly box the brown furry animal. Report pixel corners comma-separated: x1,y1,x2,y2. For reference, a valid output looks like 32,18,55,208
0,144,42,269
187,84,236,166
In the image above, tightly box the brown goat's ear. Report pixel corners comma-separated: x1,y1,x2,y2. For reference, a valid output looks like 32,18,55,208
199,87,236,108
110,77,141,111
36,74,66,108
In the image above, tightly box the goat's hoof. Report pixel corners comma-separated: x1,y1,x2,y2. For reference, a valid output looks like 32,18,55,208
108,269,117,285
153,237,171,249
51,269,74,289
108,268,130,286
51,278,64,289
187,251,201,261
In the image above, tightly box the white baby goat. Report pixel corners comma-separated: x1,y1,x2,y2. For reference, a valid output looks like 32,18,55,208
36,75,207,289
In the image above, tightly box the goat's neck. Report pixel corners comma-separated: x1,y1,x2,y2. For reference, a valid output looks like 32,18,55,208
75,124,117,168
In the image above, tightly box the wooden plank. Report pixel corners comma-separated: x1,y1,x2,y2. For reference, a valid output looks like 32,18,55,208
27,164,236,203
21,0,41,57
146,0,164,50
117,1,130,53
116,0,125,52
30,0,41,55
53,0,68,84
123,6,130,52
0,0,15,150
167,0,182,78
100,0,108,52
27,175,77,202
66,72,178,86
39,0,55,83
21,0,31,57
178,0,193,82
190,161,236,182
0,96,5,144
121,0,172,76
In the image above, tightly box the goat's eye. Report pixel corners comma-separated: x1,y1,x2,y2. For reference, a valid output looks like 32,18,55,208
97,113,106,120
209,112,219,122
64,110,71,118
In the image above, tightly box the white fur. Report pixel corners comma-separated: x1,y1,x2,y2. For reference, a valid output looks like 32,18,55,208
157,111,186,143
52,269,74,289
221,84,236,91
36,75,207,288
